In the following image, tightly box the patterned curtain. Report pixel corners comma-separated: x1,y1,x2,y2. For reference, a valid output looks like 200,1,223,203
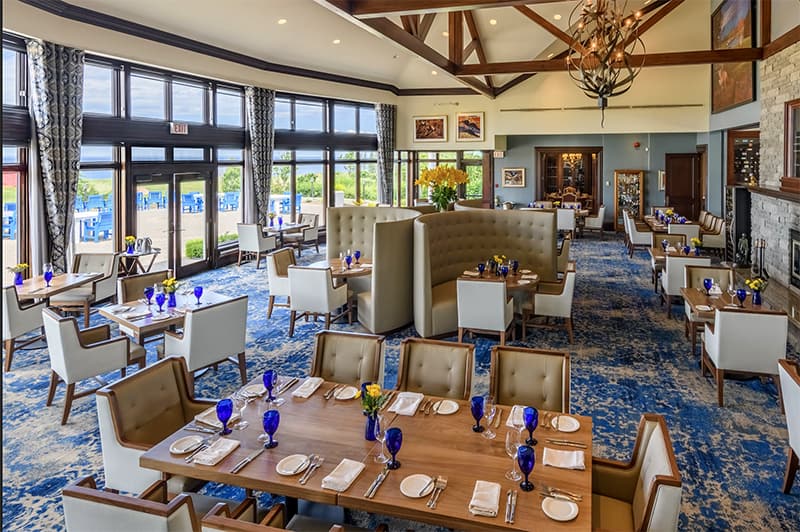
375,103,396,205
26,40,84,274
244,87,275,225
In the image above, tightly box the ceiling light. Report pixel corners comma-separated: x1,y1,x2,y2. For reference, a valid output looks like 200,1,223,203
277,18,287,25
442,31,449,37
489,19,497,25
431,70,438,75
547,52,554,59
332,39,341,44
553,14,562,20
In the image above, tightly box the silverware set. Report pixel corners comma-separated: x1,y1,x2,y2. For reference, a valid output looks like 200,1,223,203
538,484,583,503
184,438,212,463
504,489,518,523
419,398,444,415
542,411,562,432
276,377,299,395
545,438,588,449
324,385,343,400
426,476,447,508
183,425,216,434
231,447,265,474
364,464,389,498
299,455,324,484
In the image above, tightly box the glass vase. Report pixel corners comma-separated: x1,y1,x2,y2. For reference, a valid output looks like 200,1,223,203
365,413,378,441
753,291,762,306
168,292,177,308
126,243,135,254
14,271,23,286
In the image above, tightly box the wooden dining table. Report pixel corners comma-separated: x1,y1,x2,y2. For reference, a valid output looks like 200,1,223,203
458,269,540,293
264,222,309,246
307,258,372,280
680,286,776,320
140,378,592,531
15,272,103,303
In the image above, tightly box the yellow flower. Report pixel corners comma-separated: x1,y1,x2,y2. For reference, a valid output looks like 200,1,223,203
665,209,674,216
124,235,136,244
414,166,468,189
690,237,702,247
367,384,382,398
7,263,29,273
162,277,180,293
355,390,362,399
745,278,767,292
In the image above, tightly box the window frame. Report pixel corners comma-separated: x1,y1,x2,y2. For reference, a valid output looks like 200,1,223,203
785,98,800,179
82,59,122,117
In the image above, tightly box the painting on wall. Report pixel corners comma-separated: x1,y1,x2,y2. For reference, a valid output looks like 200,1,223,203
413,116,447,142
711,0,755,113
502,168,526,188
456,112,484,142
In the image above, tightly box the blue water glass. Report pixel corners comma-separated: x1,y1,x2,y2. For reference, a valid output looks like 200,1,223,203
500,265,509,278
683,245,691,255
523,406,539,446
518,445,536,492
345,255,353,269
354,250,361,264
477,262,486,277
512,260,519,275
262,410,280,449
263,370,277,402
143,286,154,305
385,427,403,470
43,271,53,287
470,396,485,433
278,216,283,228
661,239,669,251
736,288,747,306
703,278,713,295
216,398,233,436
155,292,166,312
194,285,203,305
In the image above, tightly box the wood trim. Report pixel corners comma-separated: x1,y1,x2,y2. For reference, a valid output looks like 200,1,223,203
418,13,436,41
748,185,800,204
760,0,772,48
785,97,800,178
763,25,800,59
779,359,800,387
448,12,464,66
348,0,566,18
396,87,478,96
463,11,493,89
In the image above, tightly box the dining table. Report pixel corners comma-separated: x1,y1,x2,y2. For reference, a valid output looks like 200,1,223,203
140,378,593,531
15,272,104,303
680,286,778,320
118,249,161,276
307,258,372,280
459,268,540,293
264,222,309,246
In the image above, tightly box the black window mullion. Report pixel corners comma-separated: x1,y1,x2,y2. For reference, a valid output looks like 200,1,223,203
123,66,131,119
165,77,173,122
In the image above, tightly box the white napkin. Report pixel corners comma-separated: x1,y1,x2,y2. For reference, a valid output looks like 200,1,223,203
469,480,501,517
666,246,677,253
292,377,324,398
388,392,424,416
192,438,240,466
194,406,240,429
505,405,525,428
521,274,538,280
709,285,722,296
321,458,365,492
462,270,480,277
121,311,151,320
543,448,585,470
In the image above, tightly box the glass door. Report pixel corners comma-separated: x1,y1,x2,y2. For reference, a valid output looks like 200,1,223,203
175,172,211,277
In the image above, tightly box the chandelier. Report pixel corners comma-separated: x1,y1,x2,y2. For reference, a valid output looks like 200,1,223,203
566,0,645,126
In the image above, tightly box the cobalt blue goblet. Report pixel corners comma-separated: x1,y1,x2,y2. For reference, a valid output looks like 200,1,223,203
523,406,538,446
512,260,519,275
155,292,166,312
278,216,283,228
385,427,403,470
470,396,485,433
354,250,361,264
194,285,203,305
736,288,747,307
345,255,353,269
262,410,280,449
683,245,691,255
500,265,509,279
517,444,535,492
43,270,53,287
216,398,233,436
703,278,713,295
263,370,277,403
477,262,486,277
144,286,154,305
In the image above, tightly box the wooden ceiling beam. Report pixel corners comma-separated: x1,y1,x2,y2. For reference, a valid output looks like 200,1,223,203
400,14,419,36
494,73,536,97
463,38,479,59
463,11,493,89
448,11,464,65
514,5,575,48
350,0,565,19
418,13,436,41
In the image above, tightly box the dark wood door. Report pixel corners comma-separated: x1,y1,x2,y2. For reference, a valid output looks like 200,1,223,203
665,153,701,220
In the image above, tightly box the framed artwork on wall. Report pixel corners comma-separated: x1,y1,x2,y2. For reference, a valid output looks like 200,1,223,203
413,116,447,142
502,168,526,188
456,112,484,142
711,0,755,113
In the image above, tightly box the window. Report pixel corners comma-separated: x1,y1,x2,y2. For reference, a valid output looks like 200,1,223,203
172,80,206,123
174,147,205,161
129,72,166,120
394,151,411,207
295,100,324,131
359,107,376,134
334,104,356,133
218,149,243,162
332,151,376,206
275,98,292,130
74,166,116,254
216,88,243,127
83,63,115,115
2,145,23,283
217,165,243,245
131,147,166,161
3,48,21,106
80,145,115,163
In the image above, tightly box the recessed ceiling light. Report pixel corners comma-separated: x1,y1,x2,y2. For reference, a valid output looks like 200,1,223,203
431,70,438,75
277,18,287,25
553,14,562,20
489,19,497,25
442,31,449,37
332,39,341,44
547,52,554,58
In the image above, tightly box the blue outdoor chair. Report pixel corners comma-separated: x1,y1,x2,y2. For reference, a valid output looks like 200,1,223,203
148,191,166,209
4,203,16,213
181,193,204,213
280,198,291,214
136,191,148,211
2,212,16,240
82,211,113,242
296,193,302,214
224,191,239,211
85,195,106,211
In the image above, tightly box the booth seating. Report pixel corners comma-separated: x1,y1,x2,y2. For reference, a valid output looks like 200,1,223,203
453,199,485,210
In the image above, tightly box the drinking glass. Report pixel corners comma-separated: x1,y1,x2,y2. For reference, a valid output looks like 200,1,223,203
354,250,361,264
262,410,280,449
661,239,669,251
727,286,737,304
703,278,713,295
512,260,519,275
231,392,249,430
683,245,691,255
43,263,53,287
374,414,389,463
385,427,403,470
194,286,203,305
155,292,166,313
470,396,485,433
505,430,522,481
143,286,154,305
736,288,747,307
339,252,345,271
263,370,278,404
500,265,509,279
482,396,497,440
216,398,233,436
477,262,486,277
523,406,539,446
345,255,353,269
517,444,535,492
277,216,283,228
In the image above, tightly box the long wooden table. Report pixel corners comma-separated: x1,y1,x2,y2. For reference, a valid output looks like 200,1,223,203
140,379,592,530
680,286,778,320
16,272,103,302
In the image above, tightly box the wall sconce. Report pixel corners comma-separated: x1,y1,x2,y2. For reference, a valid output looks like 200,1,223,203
633,141,641,149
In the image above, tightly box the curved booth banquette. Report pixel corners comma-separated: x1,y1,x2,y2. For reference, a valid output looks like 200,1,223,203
413,209,557,338
453,199,485,210
326,207,420,334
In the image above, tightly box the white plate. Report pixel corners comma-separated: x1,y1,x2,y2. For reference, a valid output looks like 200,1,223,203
696,305,713,312
349,268,365,273
400,474,434,498
551,415,580,433
519,269,532,274
334,386,358,400
110,305,132,313
151,313,171,321
541,497,579,522
169,435,204,455
276,454,309,476
242,384,266,397
517,280,531,285
433,400,459,415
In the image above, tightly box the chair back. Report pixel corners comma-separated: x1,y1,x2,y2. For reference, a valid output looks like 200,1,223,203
490,346,569,412
536,268,577,318
662,256,710,296
779,360,800,454
288,267,337,314
584,205,606,229
457,278,509,332
182,296,248,370
684,266,733,292
267,248,295,297
310,331,385,387
237,223,270,253
118,270,170,303
713,309,788,374
651,206,674,215
556,208,576,231
557,236,571,274
667,223,700,241
299,213,318,228
652,233,686,248
73,252,120,301
396,338,473,399
3,285,43,339
561,192,578,202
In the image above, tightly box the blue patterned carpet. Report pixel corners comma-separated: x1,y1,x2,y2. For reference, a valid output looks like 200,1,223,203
2,236,799,531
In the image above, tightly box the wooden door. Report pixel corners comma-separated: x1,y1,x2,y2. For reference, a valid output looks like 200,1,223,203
665,153,701,220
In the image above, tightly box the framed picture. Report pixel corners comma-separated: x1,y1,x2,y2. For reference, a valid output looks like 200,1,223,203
658,170,666,191
711,0,755,113
502,168,526,188
456,112,484,142
413,116,447,142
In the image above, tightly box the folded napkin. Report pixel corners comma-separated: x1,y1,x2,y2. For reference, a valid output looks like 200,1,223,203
121,311,151,320
543,448,585,470
193,438,240,466
462,270,480,277
709,286,722,296
194,407,240,430
469,480,501,517
388,392,424,416
321,458,365,492
292,377,324,398
505,405,525,428
521,274,538,280
666,246,677,253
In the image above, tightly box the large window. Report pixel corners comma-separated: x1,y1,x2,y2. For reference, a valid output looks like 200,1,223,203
333,151,378,206
217,152,243,246
2,48,22,106
129,72,166,120
216,87,243,127
2,145,24,284
295,100,325,131
83,63,116,115
274,98,292,130
75,146,118,254
172,80,206,123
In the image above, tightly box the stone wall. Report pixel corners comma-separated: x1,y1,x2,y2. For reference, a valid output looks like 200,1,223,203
750,192,799,286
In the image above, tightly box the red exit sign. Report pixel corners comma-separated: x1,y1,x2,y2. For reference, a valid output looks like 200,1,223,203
169,122,189,135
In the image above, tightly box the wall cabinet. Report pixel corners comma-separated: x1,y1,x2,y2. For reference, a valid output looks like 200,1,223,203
614,170,644,231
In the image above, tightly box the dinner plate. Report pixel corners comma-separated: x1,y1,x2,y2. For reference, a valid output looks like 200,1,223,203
519,269,532,274
169,435,204,455
551,415,580,433
335,385,358,400
696,305,713,312
349,268,365,273
400,474,434,498
110,305,132,313
517,280,531,285
276,454,309,475
151,313,171,321
541,497,579,522
242,384,266,397
433,399,459,415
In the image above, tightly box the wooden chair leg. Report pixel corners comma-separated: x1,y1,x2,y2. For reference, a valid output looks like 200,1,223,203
237,352,247,385
566,317,574,344
61,383,76,425
121,366,127,378
84,302,91,328
4,339,15,372
237,250,242,266
783,447,798,494
324,313,331,330
458,328,464,343
716,368,725,407
346,302,352,325
46,371,59,406
267,296,276,319
288,311,296,337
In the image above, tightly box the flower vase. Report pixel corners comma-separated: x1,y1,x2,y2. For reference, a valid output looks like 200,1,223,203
365,413,378,441
126,243,135,254
13,272,23,286
694,247,700,256
269,218,274,228
753,291,762,306
168,292,177,308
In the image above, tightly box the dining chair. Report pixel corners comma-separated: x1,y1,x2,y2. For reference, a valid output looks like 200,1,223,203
456,278,514,346
626,214,653,257
521,262,577,344
159,296,249,393
395,338,473,400
42,307,146,425
699,218,726,255
701,308,788,407
556,208,576,238
117,270,170,303
667,222,700,243
561,191,578,203
237,223,277,268
489,346,570,412
698,210,710,228
582,204,606,239
650,234,686,293
310,330,385,387
592,413,682,531
202,501,389,532
51,252,121,327
283,213,320,257
557,235,572,277
96,356,213,494
660,255,711,318
778,359,800,493
683,265,733,357
287,266,350,337
266,248,296,319
3,285,46,372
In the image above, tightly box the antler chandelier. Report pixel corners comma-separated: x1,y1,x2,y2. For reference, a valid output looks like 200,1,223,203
566,0,645,126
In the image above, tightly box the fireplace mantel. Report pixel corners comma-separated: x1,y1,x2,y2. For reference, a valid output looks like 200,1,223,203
748,184,800,204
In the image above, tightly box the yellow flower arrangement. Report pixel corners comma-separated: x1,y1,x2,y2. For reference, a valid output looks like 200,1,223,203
493,254,507,265
124,235,136,245
745,277,767,292
690,237,702,247
7,263,28,273
162,277,180,294
356,383,388,415
415,166,468,211
665,209,674,217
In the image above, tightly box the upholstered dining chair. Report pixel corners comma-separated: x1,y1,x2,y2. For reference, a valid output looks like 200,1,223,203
202,501,389,532
699,218,726,255
489,346,570,413
395,338,473,400
649,233,686,293
42,307,145,425
582,204,606,239
96,356,213,494
556,208,576,238
51,252,121,327
778,359,800,493
3,285,46,372
287,266,350,337
626,214,653,257
557,235,572,277
592,413,682,532
456,278,514,346
283,213,320,257
667,222,700,243
310,330,385,387
683,265,733,357
236,223,277,268
160,296,249,393
660,255,711,318
266,248,296,319
701,308,788,407
521,262,577,344
117,270,169,304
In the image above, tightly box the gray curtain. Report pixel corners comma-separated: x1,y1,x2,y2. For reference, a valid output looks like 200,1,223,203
375,103,396,205
244,86,275,225
26,39,84,274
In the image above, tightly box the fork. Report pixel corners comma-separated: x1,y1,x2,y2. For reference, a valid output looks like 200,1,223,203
298,454,319,483
299,456,324,484
184,438,210,462
426,476,447,508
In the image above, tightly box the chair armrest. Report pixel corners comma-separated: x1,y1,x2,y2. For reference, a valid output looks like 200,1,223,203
230,497,258,521
19,298,46,312
164,329,183,340
592,456,639,501
82,335,129,351
138,480,169,503
259,502,286,527
78,324,111,345
537,280,564,295
73,475,98,489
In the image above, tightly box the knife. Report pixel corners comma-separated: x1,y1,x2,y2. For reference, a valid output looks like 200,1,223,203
184,425,216,434
546,438,588,449
504,489,513,523
509,490,518,524
364,468,386,498
277,377,299,395
367,467,390,498
231,447,265,474
324,385,343,400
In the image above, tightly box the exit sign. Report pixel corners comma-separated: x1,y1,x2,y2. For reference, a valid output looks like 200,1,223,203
170,122,189,135
493,150,505,158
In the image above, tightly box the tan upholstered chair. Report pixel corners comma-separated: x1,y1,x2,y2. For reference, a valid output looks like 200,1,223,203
583,204,606,239
557,235,572,276
522,262,577,343
3,285,46,372
699,218,726,254
649,234,686,293
266,248,296,319
626,214,653,257
117,270,169,304
592,414,682,532
683,265,733,357
283,213,320,256
779,359,800,493
51,252,120,327
287,267,350,337
237,223,277,268
395,338,473,400
456,278,515,346
667,223,700,243
556,208,576,237
660,255,711,318
310,330,385,387
97,356,213,494
489,346,570,412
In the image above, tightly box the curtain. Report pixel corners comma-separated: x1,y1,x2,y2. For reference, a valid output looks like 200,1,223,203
26,39,84,274
28,134,48,276
244,87,275,226
375,103,396,205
